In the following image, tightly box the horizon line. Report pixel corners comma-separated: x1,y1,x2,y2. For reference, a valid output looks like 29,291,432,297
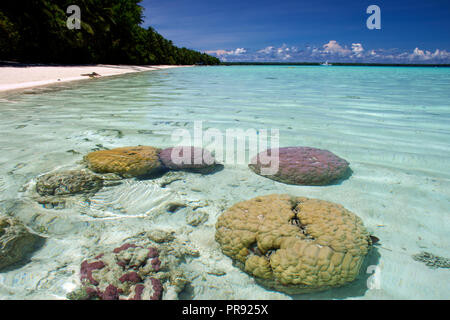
219,62,450,67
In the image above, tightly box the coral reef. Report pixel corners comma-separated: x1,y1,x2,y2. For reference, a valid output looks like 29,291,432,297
159,146,216,172
31,170,122,210
36,170,104,196
412,252,450,269
84,146,162,177
215,194,373,294
75,243,164,300
185,209,209,226
249,146,350,185
69,232,197,300
0,216,42,270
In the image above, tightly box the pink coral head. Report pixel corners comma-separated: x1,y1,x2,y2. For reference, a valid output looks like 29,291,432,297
151,258,161,272
119,272,142,284
147,247,159,258
159,146,216,170
100,285,120,300
150,278,163,300
80,260,105,285
249,146,350,185
113,243,137,254
131,284,145,300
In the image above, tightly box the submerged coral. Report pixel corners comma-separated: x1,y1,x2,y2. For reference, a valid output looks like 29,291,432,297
36,170,104,196
0,216,42,270
75,243,164,300
69,233,197,300
249,146,350,185
31,169,121,210
84,146,162,177
185,209,209,226
412,252,450,269
215,194,373,294
159,146,217,172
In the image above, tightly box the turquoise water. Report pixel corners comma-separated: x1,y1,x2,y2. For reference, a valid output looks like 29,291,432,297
0,66,449,299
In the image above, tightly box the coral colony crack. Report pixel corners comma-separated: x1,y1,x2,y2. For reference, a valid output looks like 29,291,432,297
0,0,449,304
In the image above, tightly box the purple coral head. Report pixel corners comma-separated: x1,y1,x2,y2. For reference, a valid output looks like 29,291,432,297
249,146,350,185
131,284,146,300
80,260,105,286
151,258,161,272
85,287,99,299
100,285,120,300
159,146,216,170
147,247,159,258
113,243,137,254
119,272,142,284
150,278,163,300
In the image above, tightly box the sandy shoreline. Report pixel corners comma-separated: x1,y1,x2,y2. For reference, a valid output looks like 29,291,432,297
0,64,192,92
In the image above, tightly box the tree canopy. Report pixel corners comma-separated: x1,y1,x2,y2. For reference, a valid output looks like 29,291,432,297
0,0,220,65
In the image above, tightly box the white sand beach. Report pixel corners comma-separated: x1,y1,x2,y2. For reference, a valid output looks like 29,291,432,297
0,65,191,92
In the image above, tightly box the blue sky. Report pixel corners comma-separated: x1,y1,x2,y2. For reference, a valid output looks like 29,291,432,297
141,0,450,63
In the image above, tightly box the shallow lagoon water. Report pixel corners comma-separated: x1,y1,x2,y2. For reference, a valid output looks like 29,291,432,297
0,66,449,299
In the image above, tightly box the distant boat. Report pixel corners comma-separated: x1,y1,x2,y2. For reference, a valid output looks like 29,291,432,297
320,61,332,66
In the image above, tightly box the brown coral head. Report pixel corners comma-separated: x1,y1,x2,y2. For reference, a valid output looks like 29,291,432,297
84,146,162,177
215,194,371,294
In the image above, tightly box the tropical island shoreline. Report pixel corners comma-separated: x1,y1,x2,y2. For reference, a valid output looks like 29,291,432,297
0,64,193,93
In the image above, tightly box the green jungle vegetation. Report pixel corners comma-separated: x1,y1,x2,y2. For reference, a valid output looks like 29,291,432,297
0,0,220,65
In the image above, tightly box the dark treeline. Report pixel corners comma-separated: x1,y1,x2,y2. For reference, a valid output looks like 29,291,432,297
0,0,220,65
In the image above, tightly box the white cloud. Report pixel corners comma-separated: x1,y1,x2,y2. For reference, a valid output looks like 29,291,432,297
351,43,364,57
276,44,296,59
233,48,247,55
256,44,297,60
323,40,351,56
205,48,246,56
257,46,275,54
205,49,228,56
206,42,450,63
409,47,450,60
